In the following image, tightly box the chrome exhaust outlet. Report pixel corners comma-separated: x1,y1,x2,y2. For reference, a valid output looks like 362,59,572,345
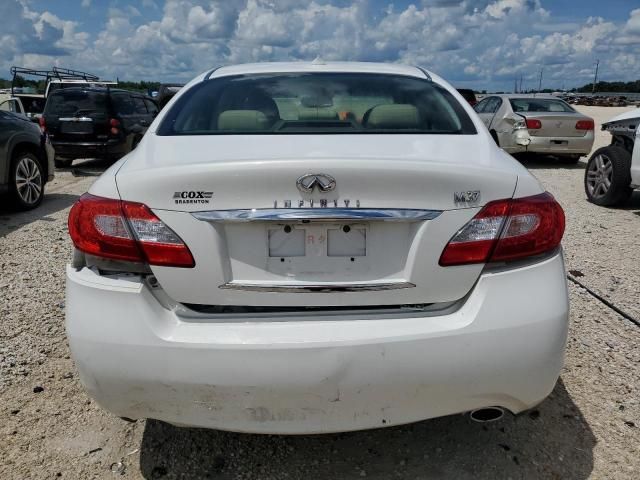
469,406,504,423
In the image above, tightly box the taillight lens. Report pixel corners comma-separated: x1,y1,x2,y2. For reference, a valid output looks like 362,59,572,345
39,116,46,133
525,118,542,129
575,119,594,130
439,192,565,266
68,193,195,267
109,118,120,136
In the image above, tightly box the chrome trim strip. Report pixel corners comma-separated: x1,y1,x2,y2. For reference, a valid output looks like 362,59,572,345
219,282,416,293
193,208,441,223
58,117,93,122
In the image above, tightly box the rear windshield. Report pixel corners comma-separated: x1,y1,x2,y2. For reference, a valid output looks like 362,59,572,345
509,98,575,113
45,90,108,116
158,73,476,135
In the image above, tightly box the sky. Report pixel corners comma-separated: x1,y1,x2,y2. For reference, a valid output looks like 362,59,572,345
2,0,640,91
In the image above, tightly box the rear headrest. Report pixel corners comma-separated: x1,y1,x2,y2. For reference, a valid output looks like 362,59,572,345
217,110,270,131
364,104,420,129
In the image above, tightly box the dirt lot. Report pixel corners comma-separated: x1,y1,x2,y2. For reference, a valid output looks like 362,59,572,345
1,106,639,479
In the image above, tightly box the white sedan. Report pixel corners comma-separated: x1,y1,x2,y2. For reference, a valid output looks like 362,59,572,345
65,62,569,434
474,94,595,162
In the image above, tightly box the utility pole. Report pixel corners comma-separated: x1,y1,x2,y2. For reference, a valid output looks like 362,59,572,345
592,60,599,94
514,76,518,93
519,75,523,93
538,67,544,93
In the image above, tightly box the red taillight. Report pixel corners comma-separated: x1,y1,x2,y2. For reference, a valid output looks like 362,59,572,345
39,116,46,133
439,192,565,266
525,118,542,129
109,118,120,136
575,119,594,130
68,193,195,268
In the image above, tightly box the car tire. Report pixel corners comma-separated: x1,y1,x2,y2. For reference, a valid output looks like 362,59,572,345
584,146,633,206
9,151,45,210
55,158,73,168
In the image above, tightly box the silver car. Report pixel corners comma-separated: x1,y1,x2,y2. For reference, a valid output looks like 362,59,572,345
474,94,594,163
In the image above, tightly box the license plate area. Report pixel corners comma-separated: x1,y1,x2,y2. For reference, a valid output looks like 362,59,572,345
268,223,367,258
223,221,411,283
60,120,93,134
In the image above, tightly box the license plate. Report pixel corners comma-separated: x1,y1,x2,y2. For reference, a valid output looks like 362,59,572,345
60,121,93,134
268,224,367,258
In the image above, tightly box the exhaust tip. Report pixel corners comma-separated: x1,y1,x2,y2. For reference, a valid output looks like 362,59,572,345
469,406,504,423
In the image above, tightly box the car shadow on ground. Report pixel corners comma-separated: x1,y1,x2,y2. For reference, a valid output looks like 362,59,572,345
513,153,586,170
0,192,79,238
138,378,595,479
617,191,640,213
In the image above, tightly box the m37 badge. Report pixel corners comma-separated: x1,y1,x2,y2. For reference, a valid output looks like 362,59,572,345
454,190,481,205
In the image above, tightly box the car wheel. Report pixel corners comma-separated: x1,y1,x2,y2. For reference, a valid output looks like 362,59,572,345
10,151,45,210
55,158,73,168
584,146,633,206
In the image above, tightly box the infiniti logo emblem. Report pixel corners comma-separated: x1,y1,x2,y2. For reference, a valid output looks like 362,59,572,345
296,173,336,193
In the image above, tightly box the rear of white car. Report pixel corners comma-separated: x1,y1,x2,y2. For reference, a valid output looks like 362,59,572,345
478,95,594,159
65,63,569,434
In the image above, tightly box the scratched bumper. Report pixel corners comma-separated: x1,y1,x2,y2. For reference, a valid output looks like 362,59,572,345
65,254,569,434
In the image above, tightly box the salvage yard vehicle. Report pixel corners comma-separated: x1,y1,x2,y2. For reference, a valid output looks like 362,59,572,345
0,109,54,209
42,87,158,168
65,62,569,434
584,108,640,206
475,94,595,162
7,66,118,124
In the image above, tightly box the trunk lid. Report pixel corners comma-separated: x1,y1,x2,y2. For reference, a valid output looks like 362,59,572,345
115,135,519,307
519,112,589,137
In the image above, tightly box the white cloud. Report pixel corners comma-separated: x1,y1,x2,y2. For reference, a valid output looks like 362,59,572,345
1,0,639,91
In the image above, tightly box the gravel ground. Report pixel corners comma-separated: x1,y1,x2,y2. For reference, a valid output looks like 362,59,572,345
1,108,639,479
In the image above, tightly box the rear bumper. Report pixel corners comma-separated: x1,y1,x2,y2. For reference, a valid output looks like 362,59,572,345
503,132,594,156
51,139,125,159
65,253,569,434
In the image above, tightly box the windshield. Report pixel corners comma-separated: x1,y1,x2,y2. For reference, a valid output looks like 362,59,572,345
45,90,108,116
158,73,476,135
509,98,575,113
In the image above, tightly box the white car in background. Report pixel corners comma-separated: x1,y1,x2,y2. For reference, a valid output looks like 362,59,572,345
65,62,569,434
475,94,595,162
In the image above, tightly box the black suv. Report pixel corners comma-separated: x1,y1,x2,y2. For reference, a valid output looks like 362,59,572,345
42,87,158,167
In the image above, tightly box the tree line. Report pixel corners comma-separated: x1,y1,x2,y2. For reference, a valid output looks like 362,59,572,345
571,80,640,93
